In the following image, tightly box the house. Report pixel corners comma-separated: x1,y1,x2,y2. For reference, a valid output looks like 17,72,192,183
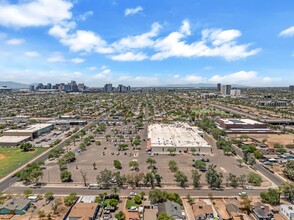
0,198,31,215
279,205,294,220
252,202,274,220
226,203,244,220
158,200,185,220
144,208,158,220
192,200,214,220
66,203,99,220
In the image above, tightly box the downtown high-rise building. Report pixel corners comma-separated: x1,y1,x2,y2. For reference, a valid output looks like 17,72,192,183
289,85,294,91
221,85,232,95
217,83,221,92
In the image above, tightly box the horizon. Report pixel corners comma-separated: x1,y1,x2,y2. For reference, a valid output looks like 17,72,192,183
0,0,294,86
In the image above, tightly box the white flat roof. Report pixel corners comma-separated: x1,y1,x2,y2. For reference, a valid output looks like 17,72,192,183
148,123,210,148
4,124,53,133
220,118,263,125
0,136,31,143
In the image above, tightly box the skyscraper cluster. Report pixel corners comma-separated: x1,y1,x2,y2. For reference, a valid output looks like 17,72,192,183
104,84,131,93
32,81,86,92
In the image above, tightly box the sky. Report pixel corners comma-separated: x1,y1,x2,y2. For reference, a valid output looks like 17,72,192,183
0,0,294,87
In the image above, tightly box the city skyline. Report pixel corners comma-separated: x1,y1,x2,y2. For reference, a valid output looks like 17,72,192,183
0,0,294,86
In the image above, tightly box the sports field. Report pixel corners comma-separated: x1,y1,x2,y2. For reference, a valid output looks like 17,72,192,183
192,108,229,116
0,147,46,178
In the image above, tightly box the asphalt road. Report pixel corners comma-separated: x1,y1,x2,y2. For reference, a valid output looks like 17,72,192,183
231,144,285,186
5,186,267,197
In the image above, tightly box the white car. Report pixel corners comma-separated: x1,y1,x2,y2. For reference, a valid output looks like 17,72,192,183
130,192,137,196
245,186,253,190
239,192,247,196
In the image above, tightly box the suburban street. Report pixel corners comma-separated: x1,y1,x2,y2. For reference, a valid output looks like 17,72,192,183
5,186,267,197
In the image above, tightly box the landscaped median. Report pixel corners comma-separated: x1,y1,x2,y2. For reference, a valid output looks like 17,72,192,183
0,147,46,178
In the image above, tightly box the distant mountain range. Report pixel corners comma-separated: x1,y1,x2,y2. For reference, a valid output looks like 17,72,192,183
154,83,249,88
0,81,30,89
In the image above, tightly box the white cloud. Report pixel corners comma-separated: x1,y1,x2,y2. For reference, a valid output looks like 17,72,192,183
77,11,93,21
87,66,97,71
0,0,73,28
112,22,161,51
6,38,25,45
47,55,66,62
280,26,294,37
180,20,191,36
49,26,113,53
173,74,180,78
151,25,260,61
71,57,85,63
93,68,112,79
24,51,40,57
111,52,148,61
209,71,258,84
124,6,143,16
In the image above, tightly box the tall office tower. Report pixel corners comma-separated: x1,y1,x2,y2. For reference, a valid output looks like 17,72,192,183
46,83,52,89
36,83,44,90
221,85,232,95
104,84,113,92
217,83,221,92
127,86,131,91
70,80,79,92
118,84,124,93
289,85,294,91
78,83,85,91
230,89,241,97
29,85,35,91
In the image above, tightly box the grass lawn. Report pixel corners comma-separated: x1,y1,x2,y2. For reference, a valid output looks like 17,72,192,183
0,147,46,178
126,199,139,209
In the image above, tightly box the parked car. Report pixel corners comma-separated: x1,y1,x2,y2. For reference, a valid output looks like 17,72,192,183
239,192,247,196
130,192,137,196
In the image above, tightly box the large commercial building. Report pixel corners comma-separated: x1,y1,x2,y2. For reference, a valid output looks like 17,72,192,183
3,124,53,139
220,85,231,95
0,136,31,147
216,118,273,134
289,85,294,92
230,89,241,97
147,123,212,154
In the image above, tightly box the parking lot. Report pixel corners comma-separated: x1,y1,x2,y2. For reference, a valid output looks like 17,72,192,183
41,121,270,186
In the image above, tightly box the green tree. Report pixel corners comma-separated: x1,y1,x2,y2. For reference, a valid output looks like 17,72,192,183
154,173,162,186
24,189,32,197
114,160,122,169
283,161,294,180
168,160,178,172
193,160,206,170
157,213,175,220
80,142,86,151
228,173,239,188
167,147,176,156
205,164,223,188
20,143,34,152
239,174,247,187
60,170,72,182
247,172,262,186
109,198,118,208
174,171,188,187
129,160,139,171
45,192,54,201
64,193,77,206
144,172,155,188
97,169,112,187
191,170,201,188
146,158,157,168
260,188,280,205
190,148,196,155
115,211,126,220
239,195,252,214
149,189,166,204
134,195,142,204
281,182,294,202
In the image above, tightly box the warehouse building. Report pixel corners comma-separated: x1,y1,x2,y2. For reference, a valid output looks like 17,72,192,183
216,118,273,134
0,136,31,147
147,123,212,154
3,124,53,139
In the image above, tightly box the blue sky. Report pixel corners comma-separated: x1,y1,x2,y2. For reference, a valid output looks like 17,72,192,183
0,0,294,87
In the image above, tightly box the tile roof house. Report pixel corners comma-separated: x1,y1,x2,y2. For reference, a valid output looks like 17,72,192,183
225,203,244,220
158,200,185,220
252,202,274,220
0,198,31,215
279,205,294,220
66,203,99,220
192,200,214,220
